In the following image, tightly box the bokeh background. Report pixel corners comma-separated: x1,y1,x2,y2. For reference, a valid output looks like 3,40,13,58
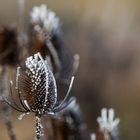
0,0,140,139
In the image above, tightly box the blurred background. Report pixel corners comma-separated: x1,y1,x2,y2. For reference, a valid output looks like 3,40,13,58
0,0,140,139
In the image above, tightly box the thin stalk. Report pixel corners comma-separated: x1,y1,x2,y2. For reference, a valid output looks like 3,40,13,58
18,0,25,37
1,105,17,140
0,66,17,140
17,0,29,64
35,115,43,140
46,39,61,78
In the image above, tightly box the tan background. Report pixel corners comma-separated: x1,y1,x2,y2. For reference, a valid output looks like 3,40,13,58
1,0,140,139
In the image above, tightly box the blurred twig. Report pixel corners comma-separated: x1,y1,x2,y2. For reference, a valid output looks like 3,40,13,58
0,66,17,140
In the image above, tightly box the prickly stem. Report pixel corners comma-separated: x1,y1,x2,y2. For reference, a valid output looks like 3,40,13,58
35,115,42,140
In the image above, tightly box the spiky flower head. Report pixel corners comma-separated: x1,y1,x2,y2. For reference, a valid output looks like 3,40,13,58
97,108,120,133
19,52,57,115
5,52,74,117
30,4,60,35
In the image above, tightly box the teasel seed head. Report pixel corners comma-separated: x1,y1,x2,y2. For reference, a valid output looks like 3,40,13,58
5,52,75,117
30,4,60,36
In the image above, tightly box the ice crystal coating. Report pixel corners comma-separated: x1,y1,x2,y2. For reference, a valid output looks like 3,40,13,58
5,52,74,117
19,52,57,115
30,4,60,34
97,108,120,133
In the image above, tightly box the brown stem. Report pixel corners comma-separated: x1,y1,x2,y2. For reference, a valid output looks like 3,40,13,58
35,115,42,140
1,105,17,140
46,39,61,78
0,66,17,140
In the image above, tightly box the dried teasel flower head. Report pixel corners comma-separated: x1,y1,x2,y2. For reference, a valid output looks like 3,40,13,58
5,52,74,116
30,4,60,36
97,108,120,140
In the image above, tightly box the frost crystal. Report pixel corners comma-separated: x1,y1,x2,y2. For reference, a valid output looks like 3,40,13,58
97,108,120,133
5,52,74,118
30,4,60,34
23,52,57,114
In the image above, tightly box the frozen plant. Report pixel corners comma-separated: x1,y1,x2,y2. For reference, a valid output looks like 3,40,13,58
4,52,75,140
97,108,120,140
30,4,60,35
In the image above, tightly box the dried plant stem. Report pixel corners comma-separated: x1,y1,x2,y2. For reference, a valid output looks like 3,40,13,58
72,54,80,76
35,115,42,140
46,39,61,77
17,0,29,64
1,105,17,140
18,0,25,35
0,66,17,140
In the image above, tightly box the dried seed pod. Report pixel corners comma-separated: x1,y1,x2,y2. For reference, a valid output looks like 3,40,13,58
5,52,74,116
19,52,57,115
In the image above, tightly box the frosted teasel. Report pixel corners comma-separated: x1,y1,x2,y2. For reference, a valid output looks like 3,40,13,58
4,52,75,140
30,4,63,78
30,4,60,35
97,108,120,140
